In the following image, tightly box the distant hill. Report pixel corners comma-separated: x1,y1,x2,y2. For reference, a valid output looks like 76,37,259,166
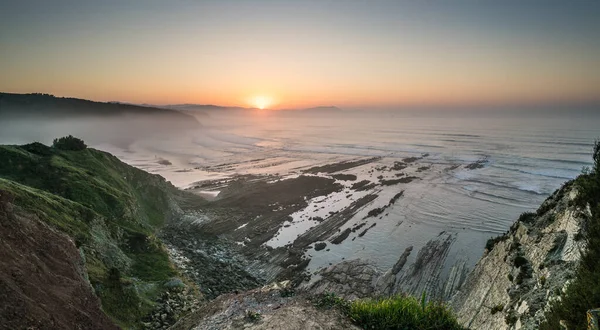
280,106,342,112
0,93,199,146
154,103,343,113
158,104,251,111
0,93,197,122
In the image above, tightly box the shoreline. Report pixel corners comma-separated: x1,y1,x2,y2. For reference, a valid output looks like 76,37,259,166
161,154,492,299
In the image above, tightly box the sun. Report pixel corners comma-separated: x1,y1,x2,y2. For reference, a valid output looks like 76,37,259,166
252,96,272,110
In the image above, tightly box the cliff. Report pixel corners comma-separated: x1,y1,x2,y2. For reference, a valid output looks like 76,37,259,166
451,175,595,329
2,137,598,329
0,141,191,328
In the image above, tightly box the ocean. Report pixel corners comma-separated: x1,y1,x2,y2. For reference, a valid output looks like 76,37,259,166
93,109,599,282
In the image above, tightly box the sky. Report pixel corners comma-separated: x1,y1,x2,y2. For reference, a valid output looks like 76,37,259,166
1,1,599,109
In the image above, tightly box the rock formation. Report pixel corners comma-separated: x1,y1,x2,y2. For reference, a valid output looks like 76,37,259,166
451,181,589,329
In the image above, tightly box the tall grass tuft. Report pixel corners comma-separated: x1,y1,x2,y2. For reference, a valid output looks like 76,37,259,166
347,294,465,330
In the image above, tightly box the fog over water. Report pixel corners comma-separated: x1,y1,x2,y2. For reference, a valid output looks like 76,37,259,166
2,109,599,277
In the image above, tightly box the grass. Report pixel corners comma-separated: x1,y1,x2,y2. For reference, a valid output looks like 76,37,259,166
540,140,600,330
245,310,262,323
0,140,182,329
314,292,465,330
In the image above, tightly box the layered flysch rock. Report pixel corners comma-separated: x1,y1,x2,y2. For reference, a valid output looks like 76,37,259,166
451,181,590,330
301,232,463,300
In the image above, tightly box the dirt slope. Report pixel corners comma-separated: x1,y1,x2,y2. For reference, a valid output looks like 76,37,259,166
0,190,118,330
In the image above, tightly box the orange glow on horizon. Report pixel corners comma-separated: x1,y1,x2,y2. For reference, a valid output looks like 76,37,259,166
249,95,274,110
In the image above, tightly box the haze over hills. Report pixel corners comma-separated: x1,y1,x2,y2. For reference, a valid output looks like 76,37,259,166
156,104,251,112
0,92,199,147
0,92,196,120
153,103,343,112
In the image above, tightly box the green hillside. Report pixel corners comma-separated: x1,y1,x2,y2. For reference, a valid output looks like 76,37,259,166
0,139,183,328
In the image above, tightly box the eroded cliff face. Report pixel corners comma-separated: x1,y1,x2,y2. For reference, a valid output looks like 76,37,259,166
0,190,119,330
451,181,590,329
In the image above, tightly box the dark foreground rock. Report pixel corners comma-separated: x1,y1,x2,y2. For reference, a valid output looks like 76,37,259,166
302,232,462,300
171,282,359,330
0,191,118,330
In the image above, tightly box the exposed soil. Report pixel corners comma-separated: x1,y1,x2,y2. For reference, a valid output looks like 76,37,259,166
0,190,118,330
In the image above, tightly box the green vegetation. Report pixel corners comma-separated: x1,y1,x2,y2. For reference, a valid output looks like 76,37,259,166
0,138,182,329
485,212,536,252
491,304,504,315
517,211,536,224
540,140,600,330
505,311,518,326
313,292,464,330
513,255,528,268
245,310,262,323
53,135,87,151
485,235,505,251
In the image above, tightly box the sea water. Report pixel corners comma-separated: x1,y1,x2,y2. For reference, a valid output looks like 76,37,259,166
96,109,600,276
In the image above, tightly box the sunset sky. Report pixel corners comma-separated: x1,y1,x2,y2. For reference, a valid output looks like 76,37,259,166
1,1,599,109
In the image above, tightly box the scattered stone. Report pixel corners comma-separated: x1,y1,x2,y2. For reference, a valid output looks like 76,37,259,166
465,157,488,170
332,174,358,181
380,177,418,186
391,161,407,171
357,223,376,238
351,180,377,191
331,228,352,244
304,158,381,174
402,156,420,163
314,242,327,251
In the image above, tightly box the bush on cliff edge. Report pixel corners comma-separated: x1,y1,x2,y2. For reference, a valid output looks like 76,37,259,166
53,135,87,151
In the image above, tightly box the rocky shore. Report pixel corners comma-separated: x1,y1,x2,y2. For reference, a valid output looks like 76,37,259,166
168,155,473,298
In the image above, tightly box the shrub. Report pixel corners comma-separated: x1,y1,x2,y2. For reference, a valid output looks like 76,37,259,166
508,274,514,282
491,304,504,315
280,287,296,297
245,310,262,322
313,292,350,311
518,212,536,224
22,142,53,156
52,135,87,151
540,275,547,286
514,255,528,268
505,311,518,326
486,234,507,251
